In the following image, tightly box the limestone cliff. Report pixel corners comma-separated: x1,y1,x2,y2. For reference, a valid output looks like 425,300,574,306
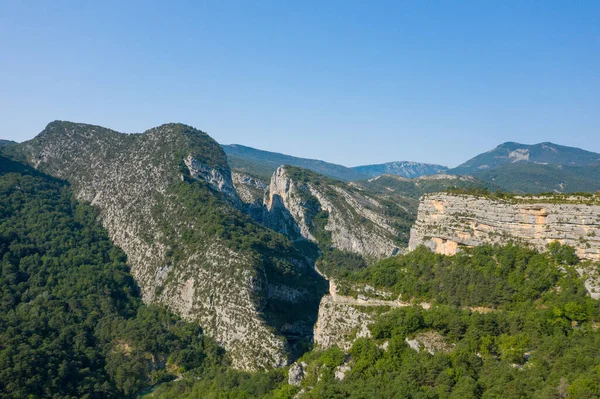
263,166,403,260
409,193,600,261
231,172,268,221
312,272,432,350
409,193,600,299
21,121,325,369
313,296,374,351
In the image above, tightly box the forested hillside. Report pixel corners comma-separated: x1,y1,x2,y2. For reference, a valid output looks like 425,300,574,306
471,163,600,194
0,156,225,398
149,243,600,398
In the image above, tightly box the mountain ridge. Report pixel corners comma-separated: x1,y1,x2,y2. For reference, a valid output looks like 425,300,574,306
352,160,449,178
18,120,326,370
451,141,600,174
222,144,367,181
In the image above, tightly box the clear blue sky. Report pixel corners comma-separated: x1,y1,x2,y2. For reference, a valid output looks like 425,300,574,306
1,1,599,167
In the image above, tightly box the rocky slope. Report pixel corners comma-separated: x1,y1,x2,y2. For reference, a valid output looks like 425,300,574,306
409,193,600,261
20,121,325,370
263,166,406,260
231,171,269,220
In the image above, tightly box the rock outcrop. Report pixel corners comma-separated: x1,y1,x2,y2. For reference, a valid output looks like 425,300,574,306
231,172,268,221
313,295,374,351
264,166,402,260
20,121,325,370
288,362,308,386
409,193,600,261
232,172,268,205
312,273,432,351
405,331,453,355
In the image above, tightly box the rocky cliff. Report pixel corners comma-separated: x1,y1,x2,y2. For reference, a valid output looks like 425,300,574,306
263,166,404,260
409,193,600,261
20,121,325,369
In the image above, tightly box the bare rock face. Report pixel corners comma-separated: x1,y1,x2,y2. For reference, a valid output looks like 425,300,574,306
288,362,308,386
334,364,352,381
185,155,240,205
409,193,600,261
313,296,373,351
405,331,452,355
264,166,401,260
21,121,323,370
231,172,268,205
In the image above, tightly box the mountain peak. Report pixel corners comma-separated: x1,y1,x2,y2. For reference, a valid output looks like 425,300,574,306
452,141,600,177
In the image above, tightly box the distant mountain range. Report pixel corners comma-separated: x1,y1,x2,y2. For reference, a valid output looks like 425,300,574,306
451,141,600,175
449,142,600,193
223,144,449,181
471,163,600,194
222,144,367,181
225,141,600,194
352,161,448,179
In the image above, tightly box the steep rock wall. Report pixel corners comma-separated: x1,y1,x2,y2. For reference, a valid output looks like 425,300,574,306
409,193,600,261
313,296,374,351
264,166,401,260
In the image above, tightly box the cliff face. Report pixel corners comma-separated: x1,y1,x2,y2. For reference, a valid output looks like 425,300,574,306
263,166,402,260
409,193,600,261
313,297,373,351
21,121,324,370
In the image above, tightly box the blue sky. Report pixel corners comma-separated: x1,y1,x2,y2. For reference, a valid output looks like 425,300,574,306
1,1,598,167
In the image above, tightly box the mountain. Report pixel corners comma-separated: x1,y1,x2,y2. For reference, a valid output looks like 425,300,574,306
352,161,449,178
232,167,497,266
18,121,326,370
451,141,600,174
0,154,226,397
472,163,600,194
222,144,367,181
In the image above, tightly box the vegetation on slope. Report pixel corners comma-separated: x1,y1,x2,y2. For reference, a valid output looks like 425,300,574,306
471,163,600,194
444,187,600,205
19,121,329,368
151,243,600,399
451,141,600,175
159,174,327,356
361,174,498,200
0,156,228,398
